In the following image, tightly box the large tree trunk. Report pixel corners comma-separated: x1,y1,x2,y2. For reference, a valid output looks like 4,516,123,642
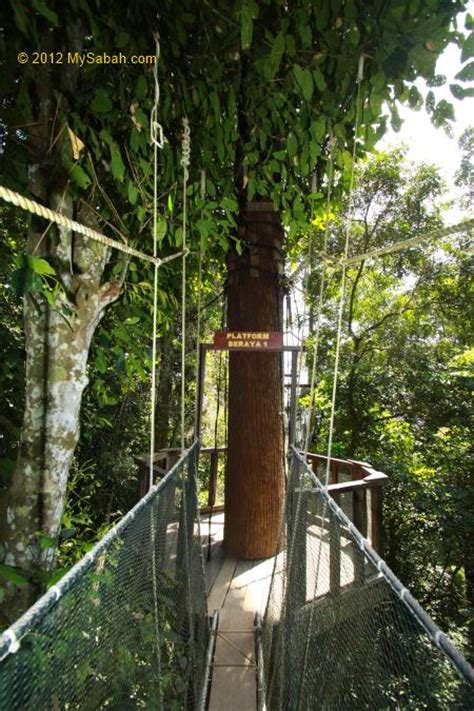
0,195,120,624
0,22,124,625
224,200,285,559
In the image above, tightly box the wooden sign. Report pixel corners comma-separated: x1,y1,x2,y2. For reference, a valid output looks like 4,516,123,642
213,331,283,351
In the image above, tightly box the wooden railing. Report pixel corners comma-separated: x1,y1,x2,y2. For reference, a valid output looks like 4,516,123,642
135,447,226,512
303,452,389,553
136,447,388,551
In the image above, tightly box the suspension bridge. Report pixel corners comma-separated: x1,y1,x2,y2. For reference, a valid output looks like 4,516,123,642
0,439,473,709
1,30,473,710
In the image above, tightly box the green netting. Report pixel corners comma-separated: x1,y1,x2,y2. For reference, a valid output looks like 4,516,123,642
262,447,474,711
0,442,209,710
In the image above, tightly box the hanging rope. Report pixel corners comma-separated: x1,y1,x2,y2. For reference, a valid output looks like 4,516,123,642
303,135,336,454
295,56,366,711
149,34,164,491
148,33,165,710
180,117,191,453
290,217,474,279
194,169,205,436
323,54,365,489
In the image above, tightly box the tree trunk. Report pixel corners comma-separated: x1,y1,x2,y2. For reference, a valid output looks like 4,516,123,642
154,334,175,450
0,21,126,624
0,196,120,625
224,200,285,559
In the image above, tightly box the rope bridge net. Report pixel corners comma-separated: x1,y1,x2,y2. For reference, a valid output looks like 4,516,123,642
0,442,209,710
261,447,474,711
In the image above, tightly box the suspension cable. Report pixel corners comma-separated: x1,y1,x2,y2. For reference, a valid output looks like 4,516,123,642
194,170,205,436
149,34,163,491
323,55,365,489
303,134,336,454
181,117,191,453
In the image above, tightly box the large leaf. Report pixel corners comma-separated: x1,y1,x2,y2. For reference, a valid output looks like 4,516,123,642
27,255,56,275
32,0,58,26
461,31,474,62
293,65,313,101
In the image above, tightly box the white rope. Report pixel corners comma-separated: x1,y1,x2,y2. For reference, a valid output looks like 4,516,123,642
324,55,365,490
148,34,164,710
296,61,366,711
194,169,205,436
149,35,164,490
304,136,336,454
342,218,474,264
290,218,474,279
180,117,190,453
150,34,164,150
0,185,187,268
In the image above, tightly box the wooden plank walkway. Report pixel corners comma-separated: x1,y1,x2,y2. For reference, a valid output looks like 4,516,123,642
200,512,363,710
201,513,275,711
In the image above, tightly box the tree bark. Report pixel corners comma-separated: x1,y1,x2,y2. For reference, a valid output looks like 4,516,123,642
0,196,120,623
224,200,285,559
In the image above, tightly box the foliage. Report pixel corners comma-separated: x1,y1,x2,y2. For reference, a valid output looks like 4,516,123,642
303,148,473,646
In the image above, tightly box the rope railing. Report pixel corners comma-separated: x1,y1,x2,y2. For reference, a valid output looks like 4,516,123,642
0,185,188,268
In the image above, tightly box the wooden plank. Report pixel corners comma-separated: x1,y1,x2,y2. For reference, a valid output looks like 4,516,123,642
224,559,255,610
207,557,238,613
205,544,225,593
214,632,255,666
218,606,255,631
208,667,256,711
243,557,274,617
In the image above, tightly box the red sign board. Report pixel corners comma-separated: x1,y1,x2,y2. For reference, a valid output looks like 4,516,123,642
213,331,284,351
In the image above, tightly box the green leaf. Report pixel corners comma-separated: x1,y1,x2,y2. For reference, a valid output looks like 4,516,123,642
32,0,58,25
12,1,31,35
91,91,113,114
293,65,313,101
287,133,298,157
127,181,138,205
27,256,56,275
135,75,148,100
313,67,327,93
156,217,167,243
241,0,258,50
95,348,107,374
0,564,30,585
174,226,183,246
37,533,56,550
425,90,435,114
167,194,174,213
450,84,474,100
267,31,285,79
46,567,70,588
299,24,312,48
70,164,92,188
408,86,423,110
461,31,474,62
455,61,474,82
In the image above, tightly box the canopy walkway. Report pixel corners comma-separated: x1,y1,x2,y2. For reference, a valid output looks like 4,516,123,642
0,443,473,710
